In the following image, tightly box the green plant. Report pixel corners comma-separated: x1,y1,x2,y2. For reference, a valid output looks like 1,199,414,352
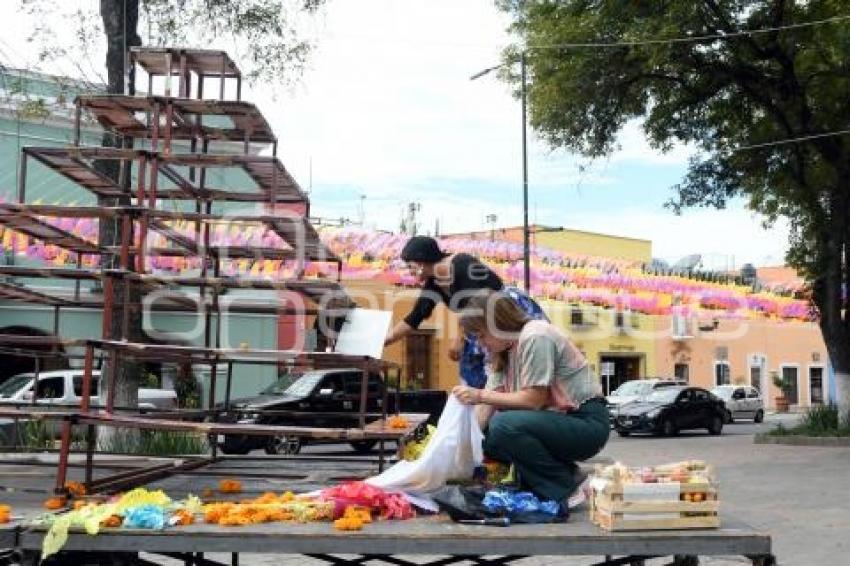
100,430,208,456
801,404,840,432
767,404,850,437
141,372,160,388
772,372,793,396
19,419,53,449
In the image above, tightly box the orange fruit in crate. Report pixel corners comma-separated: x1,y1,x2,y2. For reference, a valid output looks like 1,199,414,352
692,492,705,503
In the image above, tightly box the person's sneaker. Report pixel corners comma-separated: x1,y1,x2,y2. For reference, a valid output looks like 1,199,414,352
566,472,591,509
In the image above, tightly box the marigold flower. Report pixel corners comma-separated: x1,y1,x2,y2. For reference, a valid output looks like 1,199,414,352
343,506,372,523
173,509,194,526
333,516,363,531
43,496,67,510
100,515,122,528
388,415,409,429
218,479,242,494
64,481,87,497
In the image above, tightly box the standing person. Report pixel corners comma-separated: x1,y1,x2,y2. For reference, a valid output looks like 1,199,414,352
384,236,545,388
452,290,609,508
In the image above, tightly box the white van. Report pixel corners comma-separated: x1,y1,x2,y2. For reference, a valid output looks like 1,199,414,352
0,370,177,409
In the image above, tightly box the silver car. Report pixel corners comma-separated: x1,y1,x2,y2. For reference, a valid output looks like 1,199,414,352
711,385,764,423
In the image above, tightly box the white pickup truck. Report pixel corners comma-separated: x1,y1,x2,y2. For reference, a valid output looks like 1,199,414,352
0,369,177,409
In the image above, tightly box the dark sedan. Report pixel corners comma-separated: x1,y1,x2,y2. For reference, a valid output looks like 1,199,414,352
613,386,726,437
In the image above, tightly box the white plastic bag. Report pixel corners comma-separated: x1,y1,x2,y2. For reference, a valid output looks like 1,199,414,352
366,396,484,494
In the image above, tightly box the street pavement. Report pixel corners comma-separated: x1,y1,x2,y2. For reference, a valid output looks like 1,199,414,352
148,412,849,565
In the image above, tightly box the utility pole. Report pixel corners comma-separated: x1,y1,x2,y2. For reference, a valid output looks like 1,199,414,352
486,214,498,241
403,202,421,236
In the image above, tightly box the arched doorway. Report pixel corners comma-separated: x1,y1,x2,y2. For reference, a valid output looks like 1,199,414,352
0,326,69,382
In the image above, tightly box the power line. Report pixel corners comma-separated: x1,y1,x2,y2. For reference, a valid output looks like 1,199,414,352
522,13,850,50
724,128,850,154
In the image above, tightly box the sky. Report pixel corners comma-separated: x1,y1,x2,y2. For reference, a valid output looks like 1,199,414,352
1,0,790,269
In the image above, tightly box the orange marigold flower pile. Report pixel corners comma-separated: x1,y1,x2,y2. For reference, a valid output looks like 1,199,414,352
333,505,373,531
65,481,87,497
203,492,332,526
333,516,363,531
100,515,123,528
218,479,243,494
388,415,409,429
0,504,11,524
43,496,66,510
173,509,195,526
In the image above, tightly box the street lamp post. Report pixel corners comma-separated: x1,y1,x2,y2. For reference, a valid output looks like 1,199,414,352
470,52,531,292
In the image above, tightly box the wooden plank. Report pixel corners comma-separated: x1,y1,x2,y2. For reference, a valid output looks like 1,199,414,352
596,500,720,514
74,412,427,441
599,516,722,531
604,484,716,495
16,514,769,557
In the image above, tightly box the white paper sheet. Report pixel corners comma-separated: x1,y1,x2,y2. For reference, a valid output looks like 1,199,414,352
333,308,392,359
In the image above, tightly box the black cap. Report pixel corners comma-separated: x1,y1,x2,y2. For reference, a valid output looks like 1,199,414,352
401,236,447,263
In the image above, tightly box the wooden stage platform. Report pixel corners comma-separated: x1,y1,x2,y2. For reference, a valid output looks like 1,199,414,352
0,454,775,566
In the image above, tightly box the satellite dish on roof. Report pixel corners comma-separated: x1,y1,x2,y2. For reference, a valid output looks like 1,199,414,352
673,254,702,271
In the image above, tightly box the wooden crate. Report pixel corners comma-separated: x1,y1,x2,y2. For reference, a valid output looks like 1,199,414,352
589,464,720,531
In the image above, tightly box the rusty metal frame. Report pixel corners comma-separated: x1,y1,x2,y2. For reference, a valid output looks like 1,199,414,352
0,45,402,501
129,47,242,103
22,146,307,203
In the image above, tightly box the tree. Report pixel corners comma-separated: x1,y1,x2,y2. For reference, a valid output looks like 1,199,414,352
22,0,324,411
497,1,850,414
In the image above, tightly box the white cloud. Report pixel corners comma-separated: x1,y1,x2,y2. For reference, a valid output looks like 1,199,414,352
561,207,789,267
610,120,695,165
0,1,788,266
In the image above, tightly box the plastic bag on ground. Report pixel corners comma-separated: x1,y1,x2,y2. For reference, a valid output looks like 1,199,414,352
366,396,484,494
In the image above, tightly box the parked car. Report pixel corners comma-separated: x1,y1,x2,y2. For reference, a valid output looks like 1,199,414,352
0,370,177,410
216,368,447,455
711,385,764,423
613,386,726,437
606,378,687,422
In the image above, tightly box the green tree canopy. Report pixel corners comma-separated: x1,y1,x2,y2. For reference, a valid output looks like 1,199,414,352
498,0,850,408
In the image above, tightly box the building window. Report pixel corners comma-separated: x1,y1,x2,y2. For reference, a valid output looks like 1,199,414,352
715,361,731,386
749,365,762,392
614,311,636,330
782,366,799,404
674,363,689,382
809,366,824,404
570,308,584,326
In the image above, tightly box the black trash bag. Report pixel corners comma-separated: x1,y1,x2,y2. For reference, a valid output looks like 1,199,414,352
432,484,491,521
431,485,567,524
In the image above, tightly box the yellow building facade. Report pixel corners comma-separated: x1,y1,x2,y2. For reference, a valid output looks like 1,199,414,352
445,225,652,263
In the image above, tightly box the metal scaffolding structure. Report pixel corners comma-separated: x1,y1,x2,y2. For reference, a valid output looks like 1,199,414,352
0,47,424,495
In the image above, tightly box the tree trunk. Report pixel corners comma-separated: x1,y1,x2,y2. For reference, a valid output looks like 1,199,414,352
96,0,143,432
814,189,850,422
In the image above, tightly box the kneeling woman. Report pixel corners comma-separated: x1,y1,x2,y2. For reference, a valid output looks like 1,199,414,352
453,291,609,506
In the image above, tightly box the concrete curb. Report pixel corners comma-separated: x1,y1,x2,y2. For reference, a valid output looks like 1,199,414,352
754,433,850,447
